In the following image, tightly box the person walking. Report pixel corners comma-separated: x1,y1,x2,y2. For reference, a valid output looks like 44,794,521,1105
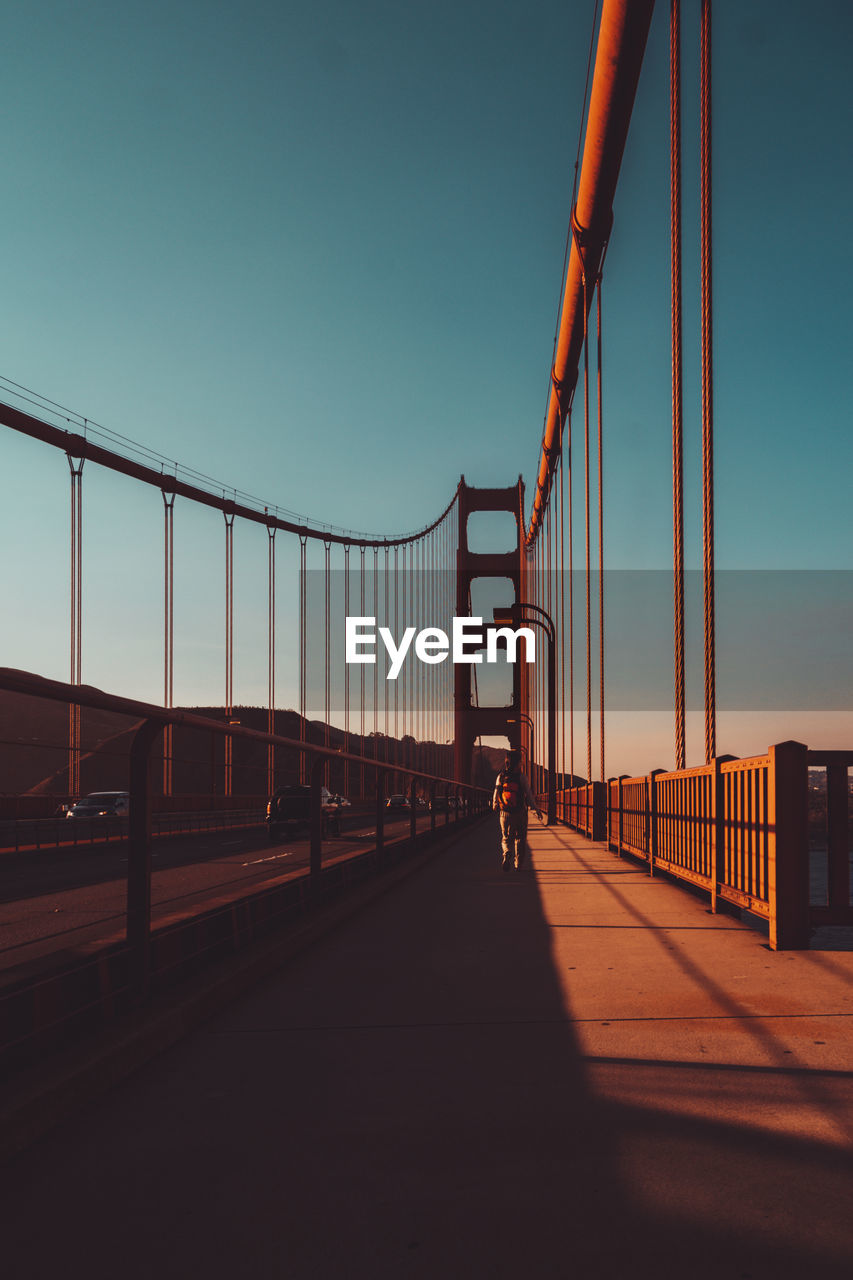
492,748,541,872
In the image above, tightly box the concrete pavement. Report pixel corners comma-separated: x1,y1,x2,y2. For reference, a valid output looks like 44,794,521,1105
3,818,853,1278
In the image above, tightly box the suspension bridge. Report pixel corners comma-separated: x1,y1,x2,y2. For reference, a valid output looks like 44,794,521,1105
2,2,852,1275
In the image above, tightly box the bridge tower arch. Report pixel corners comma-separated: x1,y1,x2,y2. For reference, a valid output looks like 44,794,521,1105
453,477,530,784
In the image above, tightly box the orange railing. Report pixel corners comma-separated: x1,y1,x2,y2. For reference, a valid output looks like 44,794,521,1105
806,750,853,927
551,783,606,839
550,741,849,950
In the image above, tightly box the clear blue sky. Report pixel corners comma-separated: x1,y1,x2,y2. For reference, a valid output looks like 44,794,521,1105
2,1,851,772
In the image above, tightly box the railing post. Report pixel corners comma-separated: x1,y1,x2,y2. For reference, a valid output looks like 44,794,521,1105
605,777,614,848
375,769,386,862
310,755,324,890
826,761,849,912
409,777,418,841
712,755,737,913
591,781,606,841
127,717,163,1001
768,741,809,950
617,775,627,858
712,756,722,913
429,781,436,832
648,769,663,876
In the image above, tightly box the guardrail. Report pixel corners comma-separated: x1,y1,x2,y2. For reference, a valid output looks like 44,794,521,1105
0,667,489,1072
0,808,266,854
552,741,851,950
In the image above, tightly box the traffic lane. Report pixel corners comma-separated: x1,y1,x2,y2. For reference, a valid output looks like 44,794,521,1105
0,803,399,855
0,817,421,978
0,812,264,855
0,809,442,904
0,825,275,904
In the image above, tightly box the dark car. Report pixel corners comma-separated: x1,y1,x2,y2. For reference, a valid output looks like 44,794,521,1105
266,785,339,841
385,794,410,810
66,791,130,819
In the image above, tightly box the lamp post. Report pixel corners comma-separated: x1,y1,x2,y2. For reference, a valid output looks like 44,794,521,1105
493,603,556,826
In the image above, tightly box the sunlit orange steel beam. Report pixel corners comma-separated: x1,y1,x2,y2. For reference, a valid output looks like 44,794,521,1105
527,0,655,546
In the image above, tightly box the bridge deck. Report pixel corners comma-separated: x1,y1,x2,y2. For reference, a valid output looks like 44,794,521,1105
4,821,853,1277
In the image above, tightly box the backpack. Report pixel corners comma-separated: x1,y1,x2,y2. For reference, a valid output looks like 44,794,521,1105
497,769,524,812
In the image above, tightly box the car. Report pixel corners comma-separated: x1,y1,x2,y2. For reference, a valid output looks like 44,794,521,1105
65,791,130,819
385,794,410,810
266,785,340,841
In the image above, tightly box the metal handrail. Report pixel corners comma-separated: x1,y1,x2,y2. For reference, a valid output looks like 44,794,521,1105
1,666,489,996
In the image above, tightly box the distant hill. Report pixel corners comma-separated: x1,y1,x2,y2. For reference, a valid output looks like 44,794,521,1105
0,694,504,806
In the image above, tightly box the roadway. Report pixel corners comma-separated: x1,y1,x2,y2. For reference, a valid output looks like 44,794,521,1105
0,810,441,981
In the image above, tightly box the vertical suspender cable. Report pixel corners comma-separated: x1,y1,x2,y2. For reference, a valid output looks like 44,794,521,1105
597,275,605,784
299,534,308,784
162,492,176,796
671,0,686,771
448,510,453,767
67,454,84,798
324,540,331,780
427,530,433,776
441,520,446,773
450,511,454,776
418,536,424,772
559,452,566,794
567,410,574,789
431,529,436,775
359,546,365,798
266,521,276,795
538,529,543,795
532,534,537,791
223,510,235,796
384,544,390,762
552,457,558,794
582,261,592,786
372,545,379,778
701,0,716,764
425,531,430,776
393,545,399,783
540,506,545,799
547,500,553,798
537,532,544,795
400,543,407,753
444,515,448,767
344,543,350,800
545,488,552,800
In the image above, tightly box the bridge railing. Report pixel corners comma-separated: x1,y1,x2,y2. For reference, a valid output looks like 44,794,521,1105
553,783,606,840
553,741,850,950
0,666,489,1073
806,749,853,928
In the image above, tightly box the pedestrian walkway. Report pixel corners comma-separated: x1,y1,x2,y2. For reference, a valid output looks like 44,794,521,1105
4,819,853,1278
